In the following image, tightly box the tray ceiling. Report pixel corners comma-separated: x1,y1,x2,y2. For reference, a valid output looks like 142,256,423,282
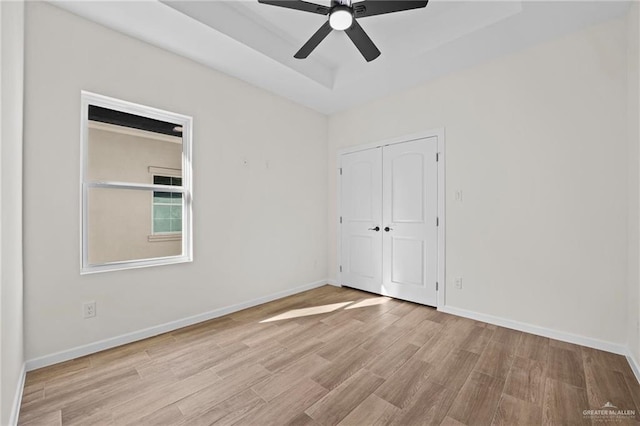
53,1,630,114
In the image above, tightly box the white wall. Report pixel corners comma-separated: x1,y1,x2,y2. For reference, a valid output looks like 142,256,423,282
628,2,640,364
0,0,25,424
328,18,628,346
23,2,327,361
19,0,637,373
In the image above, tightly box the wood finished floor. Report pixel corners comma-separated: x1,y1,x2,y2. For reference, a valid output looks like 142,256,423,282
18,285,640,426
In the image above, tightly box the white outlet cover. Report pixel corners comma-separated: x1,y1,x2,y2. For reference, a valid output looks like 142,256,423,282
83,301,96,318
455,277,463,289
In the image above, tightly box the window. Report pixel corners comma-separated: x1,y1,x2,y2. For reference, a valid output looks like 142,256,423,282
81,91,193,273
152,175,183,235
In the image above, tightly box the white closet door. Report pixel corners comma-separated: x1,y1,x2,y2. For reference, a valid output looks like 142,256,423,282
340,148,383,294
381,137,438,306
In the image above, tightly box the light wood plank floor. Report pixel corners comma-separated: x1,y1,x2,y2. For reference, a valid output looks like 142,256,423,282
19,285,640,425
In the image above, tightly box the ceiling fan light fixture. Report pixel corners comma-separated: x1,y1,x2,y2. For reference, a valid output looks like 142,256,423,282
329,6,353,31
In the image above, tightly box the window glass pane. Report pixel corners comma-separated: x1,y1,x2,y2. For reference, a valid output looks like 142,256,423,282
154,175,172,186
88,187,182,265
87,108,183,185
153,201,183,234
171,218,182,233
171,193,183,205
153,192,172,203
154,205,171,219
154,219,172,233
170,205,182,219
152,175,183,235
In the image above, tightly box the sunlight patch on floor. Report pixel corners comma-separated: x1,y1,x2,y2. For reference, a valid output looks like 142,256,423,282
345,297,391,310
260,302,354,323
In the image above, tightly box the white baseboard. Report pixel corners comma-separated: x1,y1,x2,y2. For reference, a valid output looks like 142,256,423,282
439,305,628,356
327,279,340,287
9,363,26,426
626,351,640,385
26,279,328,371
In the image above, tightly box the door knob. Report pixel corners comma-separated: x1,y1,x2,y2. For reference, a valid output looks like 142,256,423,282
368,226,380,232
384,226,393,232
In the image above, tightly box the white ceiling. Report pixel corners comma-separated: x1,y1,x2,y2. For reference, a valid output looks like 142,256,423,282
54,0,630,114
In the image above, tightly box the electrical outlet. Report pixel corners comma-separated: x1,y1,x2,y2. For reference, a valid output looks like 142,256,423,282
83,301,96,319
455,277,463,289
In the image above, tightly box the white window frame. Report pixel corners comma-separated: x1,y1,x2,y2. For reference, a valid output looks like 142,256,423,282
80,91,193,274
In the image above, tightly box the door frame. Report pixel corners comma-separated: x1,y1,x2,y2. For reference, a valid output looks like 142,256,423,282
336,128,446,308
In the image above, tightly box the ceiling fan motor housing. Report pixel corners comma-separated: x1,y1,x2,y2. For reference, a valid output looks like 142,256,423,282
329,5,354,31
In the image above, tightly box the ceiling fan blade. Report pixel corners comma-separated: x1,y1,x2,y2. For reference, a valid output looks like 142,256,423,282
352,1,428,18
344,20,381,62
295,21,333,59
257,0,329,15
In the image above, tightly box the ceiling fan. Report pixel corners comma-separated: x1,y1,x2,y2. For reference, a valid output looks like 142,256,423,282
257,0,429,62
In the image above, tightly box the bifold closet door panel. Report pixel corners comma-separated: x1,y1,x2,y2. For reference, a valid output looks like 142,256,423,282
340,148,383,294
381,137,438,306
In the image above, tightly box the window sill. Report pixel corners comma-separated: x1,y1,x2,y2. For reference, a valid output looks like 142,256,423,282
81,255,191,274
148,234,182,242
